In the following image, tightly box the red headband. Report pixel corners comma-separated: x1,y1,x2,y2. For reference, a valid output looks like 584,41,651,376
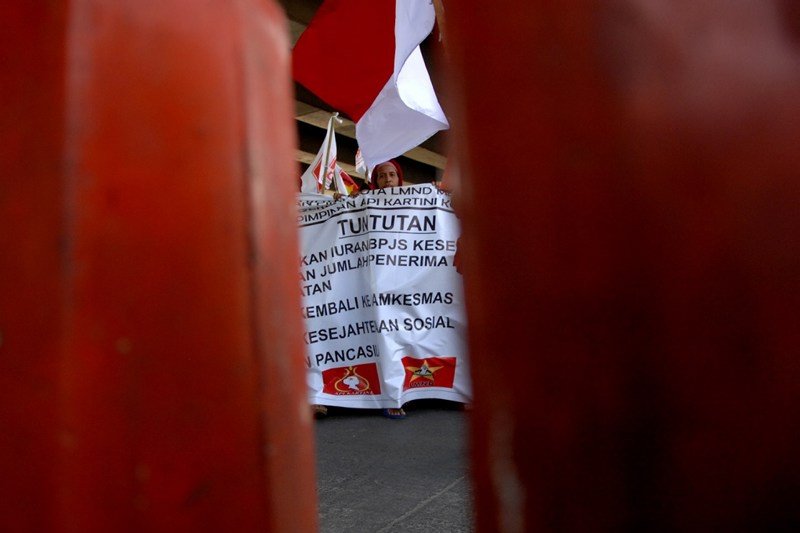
369,160,404,189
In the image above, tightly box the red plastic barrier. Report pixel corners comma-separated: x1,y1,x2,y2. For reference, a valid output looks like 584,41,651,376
1,1,316,531
0,4,67,530
446,1,800,530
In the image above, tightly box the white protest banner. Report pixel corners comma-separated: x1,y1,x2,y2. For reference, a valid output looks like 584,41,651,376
297,184,471,408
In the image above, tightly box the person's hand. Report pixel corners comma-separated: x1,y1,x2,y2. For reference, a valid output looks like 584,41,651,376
334,189,362,200
432,181,451,193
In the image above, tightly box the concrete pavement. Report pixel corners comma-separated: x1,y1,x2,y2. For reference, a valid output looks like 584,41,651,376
314,400,474,532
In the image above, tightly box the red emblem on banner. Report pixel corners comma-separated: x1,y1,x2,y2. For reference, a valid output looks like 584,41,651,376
322,363,381,395
402,356,457,390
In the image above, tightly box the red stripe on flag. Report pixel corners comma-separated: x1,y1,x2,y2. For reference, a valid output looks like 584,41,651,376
292,0,396,122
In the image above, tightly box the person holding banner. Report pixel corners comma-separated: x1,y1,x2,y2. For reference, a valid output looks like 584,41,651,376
371,160,404,189
332,159,404,200
372,160,407,419
372,159,445,192
315,163,409,420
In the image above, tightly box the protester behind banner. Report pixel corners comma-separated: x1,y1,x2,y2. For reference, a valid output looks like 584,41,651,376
317,159,413,420
334,159,404,201
370,160,404,190
371,160,406,419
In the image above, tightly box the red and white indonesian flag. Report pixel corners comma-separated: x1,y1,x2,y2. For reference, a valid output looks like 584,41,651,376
293,0,448,171
300,114,358,194
354,148,367,177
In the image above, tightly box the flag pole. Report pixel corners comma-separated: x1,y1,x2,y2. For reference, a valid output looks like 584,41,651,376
321,112,339,194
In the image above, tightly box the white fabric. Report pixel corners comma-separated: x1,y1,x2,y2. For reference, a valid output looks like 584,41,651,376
300,114,351,194
394,0,437,73
356,1,449,170
297,184,471,408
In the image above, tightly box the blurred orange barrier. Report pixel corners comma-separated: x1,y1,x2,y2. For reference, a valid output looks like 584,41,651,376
0,1,316,531
446,1,800,530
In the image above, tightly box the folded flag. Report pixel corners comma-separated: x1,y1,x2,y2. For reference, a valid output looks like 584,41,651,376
354,148,368,180
293,0,448,170
300,113,358,194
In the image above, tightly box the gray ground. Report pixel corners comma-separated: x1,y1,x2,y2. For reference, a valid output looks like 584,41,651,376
314,400,474,532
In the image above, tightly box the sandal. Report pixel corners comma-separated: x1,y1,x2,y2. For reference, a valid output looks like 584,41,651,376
381,408,407,420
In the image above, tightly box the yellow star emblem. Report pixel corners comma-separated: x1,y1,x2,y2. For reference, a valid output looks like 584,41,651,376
405,360,443,382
